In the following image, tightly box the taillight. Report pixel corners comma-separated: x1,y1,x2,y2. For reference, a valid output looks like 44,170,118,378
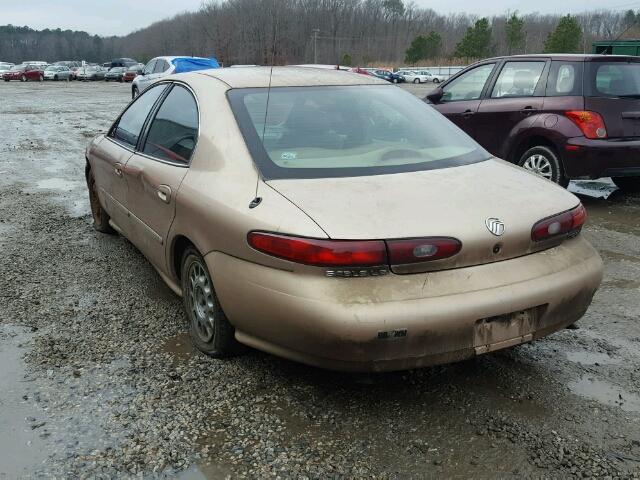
386,237,462,265
247,232,386,267
565,111,607,139
531,204,586,242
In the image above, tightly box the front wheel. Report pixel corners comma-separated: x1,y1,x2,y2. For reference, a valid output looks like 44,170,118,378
413,78,420,84
181,248,241,357
21,75,26,82
518,146,568,187
433,78,440,84
38,74,43,82
612,176,640,193
54,75,58,81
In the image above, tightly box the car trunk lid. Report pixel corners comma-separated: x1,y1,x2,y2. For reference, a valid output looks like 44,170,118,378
266,159,580,273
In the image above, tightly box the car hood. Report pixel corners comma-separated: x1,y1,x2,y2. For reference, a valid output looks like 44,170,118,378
266,158,581,272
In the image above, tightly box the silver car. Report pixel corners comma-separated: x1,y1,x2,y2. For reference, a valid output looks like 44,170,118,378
43,65,71,81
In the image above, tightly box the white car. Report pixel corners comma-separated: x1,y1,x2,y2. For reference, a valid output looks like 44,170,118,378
132,56,220,98
413,70,444,83
396,70,434,84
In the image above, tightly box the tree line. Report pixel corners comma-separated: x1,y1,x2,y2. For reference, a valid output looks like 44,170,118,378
0,2,637,67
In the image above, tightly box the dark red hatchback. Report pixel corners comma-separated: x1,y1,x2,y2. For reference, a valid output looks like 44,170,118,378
426,54,640,192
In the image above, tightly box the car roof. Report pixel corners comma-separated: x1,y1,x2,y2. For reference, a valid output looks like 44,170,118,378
197,66,387,88
480,53,640,62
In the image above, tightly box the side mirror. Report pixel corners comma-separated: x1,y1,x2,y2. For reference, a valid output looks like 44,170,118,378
426,87,444,104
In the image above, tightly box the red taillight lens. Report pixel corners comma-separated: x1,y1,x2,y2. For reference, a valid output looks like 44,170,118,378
247,232,386,267
565,111,607,139
386,237,462,265
531,204,587,242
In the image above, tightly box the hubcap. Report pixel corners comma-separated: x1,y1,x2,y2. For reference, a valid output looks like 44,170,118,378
188,262,215,343
523,154,553,180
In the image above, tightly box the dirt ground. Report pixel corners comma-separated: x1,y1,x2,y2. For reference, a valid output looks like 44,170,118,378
0,80,639,479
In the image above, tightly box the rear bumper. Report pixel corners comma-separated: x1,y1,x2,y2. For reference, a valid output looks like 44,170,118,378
565,137,640,179
206,236,603,372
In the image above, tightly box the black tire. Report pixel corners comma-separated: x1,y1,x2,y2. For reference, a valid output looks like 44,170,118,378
181,247,241,357
392,78,399,84
413,78,420,84
433,78,440,84
517,145,568,187
21,75,26,82
38,74,43,82
132,85,139,99
87,169,115,234
612,176,640,193
54,75,58,81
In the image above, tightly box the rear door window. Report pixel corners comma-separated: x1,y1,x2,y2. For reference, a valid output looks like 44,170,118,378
142,85,198,164
441,63,495,102
111,84,167,148
491,61,545,98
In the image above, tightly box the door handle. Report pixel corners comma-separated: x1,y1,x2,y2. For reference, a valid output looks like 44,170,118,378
462,109,475,117
157,185,171,204
520,106,537,115
114,163,123,177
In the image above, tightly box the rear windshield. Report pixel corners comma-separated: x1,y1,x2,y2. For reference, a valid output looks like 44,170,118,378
227,85,489,179
587,61,640,98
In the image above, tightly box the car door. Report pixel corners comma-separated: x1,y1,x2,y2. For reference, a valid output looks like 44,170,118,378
92,83,168,232
138,59,157,91
430,62,497,140
123,83,198,273
474,60,549,157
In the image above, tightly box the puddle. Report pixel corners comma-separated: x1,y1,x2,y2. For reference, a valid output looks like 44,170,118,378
569,375,640,413
36,178,80,191
566,350,620,366
0,325,50,477
162,332,196,362
569,180,618,199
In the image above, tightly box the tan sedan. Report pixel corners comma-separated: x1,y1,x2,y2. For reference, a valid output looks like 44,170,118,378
85,67,603,372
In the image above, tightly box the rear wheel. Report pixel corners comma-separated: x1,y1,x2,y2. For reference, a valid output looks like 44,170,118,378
181,247,241,357
518,145,568,187
132,85,139,99
21,75,26,82
392,78,399,84
54,75,58,81
612,176,640,193
433,78,440,84
413,78,420,84
38,74,43,82
87,169,115,234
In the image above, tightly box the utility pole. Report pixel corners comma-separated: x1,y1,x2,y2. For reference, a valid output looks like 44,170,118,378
312,28,320,63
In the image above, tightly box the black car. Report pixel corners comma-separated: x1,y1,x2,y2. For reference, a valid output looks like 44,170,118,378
105,67,127,82
371,69,406,84
108,58,138,69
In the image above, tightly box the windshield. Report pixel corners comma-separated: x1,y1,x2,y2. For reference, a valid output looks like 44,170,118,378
588,61,640,98
228,85,489,179
45,66,60,71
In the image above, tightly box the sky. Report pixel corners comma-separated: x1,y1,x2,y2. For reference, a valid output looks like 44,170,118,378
0,0,636,36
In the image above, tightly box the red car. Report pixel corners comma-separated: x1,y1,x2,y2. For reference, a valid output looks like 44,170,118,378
123,65,143,82
3,64,44,82
349,67,374,76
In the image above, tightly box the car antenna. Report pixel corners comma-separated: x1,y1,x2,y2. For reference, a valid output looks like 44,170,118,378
602,15,638,55
250,0,279,207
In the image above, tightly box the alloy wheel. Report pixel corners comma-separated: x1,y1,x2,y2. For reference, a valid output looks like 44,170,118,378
188,261,216,343
523,154,553,180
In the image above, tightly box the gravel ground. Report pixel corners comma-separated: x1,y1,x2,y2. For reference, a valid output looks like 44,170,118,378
0,80,640,479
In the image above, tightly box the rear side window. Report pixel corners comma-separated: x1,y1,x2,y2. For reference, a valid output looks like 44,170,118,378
142,85,198,164
442,63,495,102
143,60,156,75
111,84,166,148
546,61,583,96
491,61,545,98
